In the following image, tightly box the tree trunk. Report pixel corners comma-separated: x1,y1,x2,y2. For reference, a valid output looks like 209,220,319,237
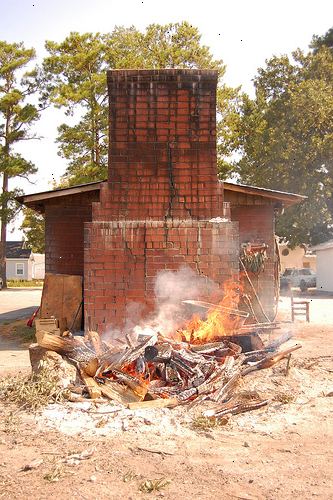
0,172,8,289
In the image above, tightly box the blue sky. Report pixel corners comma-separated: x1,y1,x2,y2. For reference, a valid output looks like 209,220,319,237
2,0,333,236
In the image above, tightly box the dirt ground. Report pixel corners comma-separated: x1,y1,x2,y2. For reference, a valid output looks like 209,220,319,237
0,294,332,499
0,288,41,323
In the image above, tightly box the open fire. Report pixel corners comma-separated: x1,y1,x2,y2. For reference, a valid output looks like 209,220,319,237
33,277,300,418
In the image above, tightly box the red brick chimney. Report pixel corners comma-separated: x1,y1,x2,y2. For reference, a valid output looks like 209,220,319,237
84,70,238,333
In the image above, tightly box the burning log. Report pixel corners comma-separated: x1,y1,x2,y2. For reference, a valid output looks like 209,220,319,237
110,370,148,400
104,334,158,370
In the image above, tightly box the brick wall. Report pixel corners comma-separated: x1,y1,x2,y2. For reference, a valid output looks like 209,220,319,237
85,219,239,332
45,192,99,276
83,70,242,333
230,204,276,320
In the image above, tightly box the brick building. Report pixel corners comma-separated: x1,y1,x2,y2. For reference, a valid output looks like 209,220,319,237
18,70,304,333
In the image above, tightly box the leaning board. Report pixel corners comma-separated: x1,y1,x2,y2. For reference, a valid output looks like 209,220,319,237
40,273,83,332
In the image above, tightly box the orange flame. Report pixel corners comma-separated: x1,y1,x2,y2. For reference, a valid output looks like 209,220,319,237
182,278,245,343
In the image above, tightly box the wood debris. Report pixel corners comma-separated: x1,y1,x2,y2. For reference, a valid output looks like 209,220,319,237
32,319,300,421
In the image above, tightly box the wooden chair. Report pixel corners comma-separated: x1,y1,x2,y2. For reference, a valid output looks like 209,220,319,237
291,295,310,322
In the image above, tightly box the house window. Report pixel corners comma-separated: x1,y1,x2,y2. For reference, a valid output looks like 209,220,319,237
16,263,24,276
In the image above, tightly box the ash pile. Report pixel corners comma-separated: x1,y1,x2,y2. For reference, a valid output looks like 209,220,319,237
30,301,300,420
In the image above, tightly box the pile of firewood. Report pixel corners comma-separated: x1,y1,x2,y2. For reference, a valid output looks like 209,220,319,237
32,328,301,418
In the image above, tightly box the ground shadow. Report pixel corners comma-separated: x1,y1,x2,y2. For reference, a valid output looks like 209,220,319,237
0,306,38,324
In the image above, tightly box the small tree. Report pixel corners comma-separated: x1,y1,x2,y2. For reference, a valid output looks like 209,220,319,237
0,41,40,287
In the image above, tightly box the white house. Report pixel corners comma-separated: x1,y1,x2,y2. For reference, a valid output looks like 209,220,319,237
279,242,316,272
5,241,45,280
311,240,333,292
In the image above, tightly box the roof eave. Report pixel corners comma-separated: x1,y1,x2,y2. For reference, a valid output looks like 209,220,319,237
16,180,104,212
222,181,306,207
16,179,306,211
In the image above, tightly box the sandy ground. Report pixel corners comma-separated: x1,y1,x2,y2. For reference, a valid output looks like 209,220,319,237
0,292,332,499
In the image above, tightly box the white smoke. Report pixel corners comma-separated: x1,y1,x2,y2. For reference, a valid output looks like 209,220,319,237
102,266,217,344
134,266,217,338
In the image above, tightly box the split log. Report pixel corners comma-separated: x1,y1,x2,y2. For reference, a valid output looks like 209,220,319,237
99,380,141,405
81,358,99,377
213,372,242,402
37,331,97,365
79,370,101,399
85,330,104,357
127,398,178,410
190,342,226,354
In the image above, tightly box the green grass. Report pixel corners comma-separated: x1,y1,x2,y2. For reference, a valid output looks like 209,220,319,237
1,319,36,344
7,279,44,287
12,323,36,343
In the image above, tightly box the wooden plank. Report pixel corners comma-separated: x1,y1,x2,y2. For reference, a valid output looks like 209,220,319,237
40,274,82,332
127,398,178,410
40,274,63,326
63,275,83,331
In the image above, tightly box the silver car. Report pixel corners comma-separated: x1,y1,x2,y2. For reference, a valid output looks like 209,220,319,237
280,268,316,291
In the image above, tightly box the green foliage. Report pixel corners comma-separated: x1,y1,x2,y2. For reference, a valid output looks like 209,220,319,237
236,43,333,246
20,207,45,253
310,27,333,53
43,23,239,186
217,85,243,179
0,41,40,287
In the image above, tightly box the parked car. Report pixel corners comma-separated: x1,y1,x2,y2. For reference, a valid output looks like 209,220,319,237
280,268,316,291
